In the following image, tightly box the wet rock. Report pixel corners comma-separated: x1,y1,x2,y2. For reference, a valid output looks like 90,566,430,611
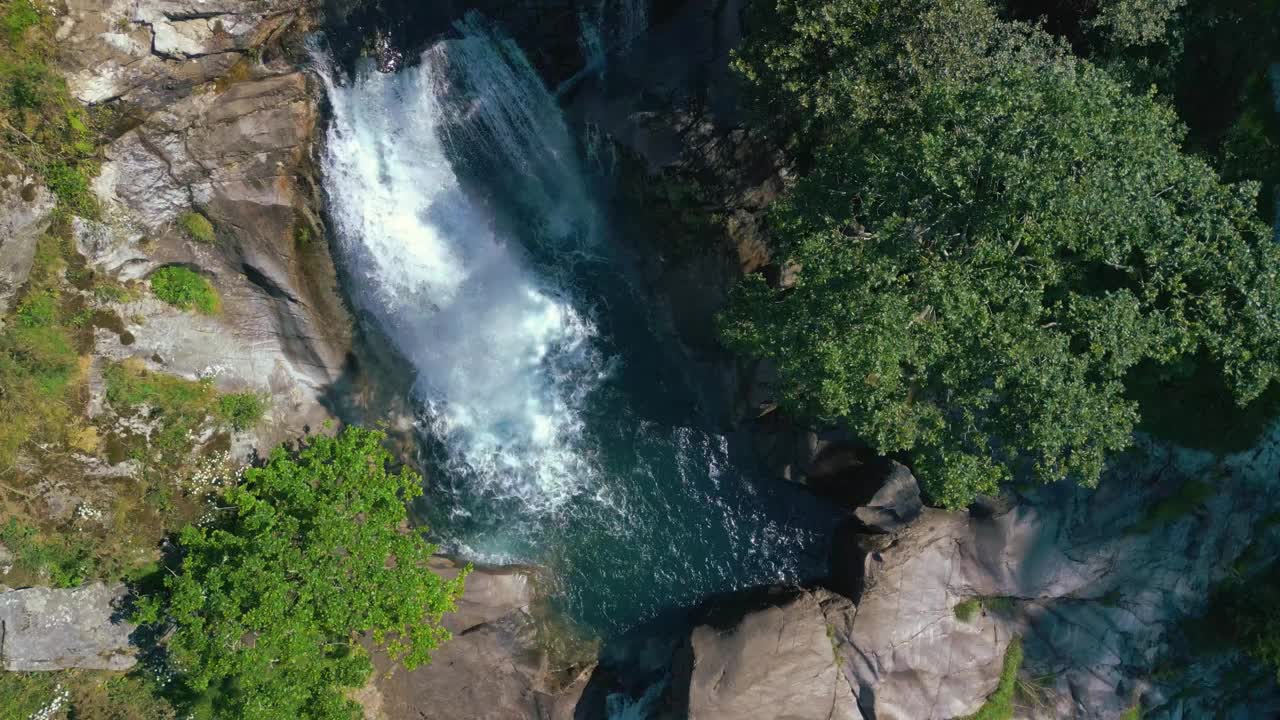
0,175,54,316
673,589,857,720
0,583,136,671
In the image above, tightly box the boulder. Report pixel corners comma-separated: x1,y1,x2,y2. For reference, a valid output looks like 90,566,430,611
674,589,857,720
0,583,136,671
828,431,1280,719
363,559,594,720
0,175,55,316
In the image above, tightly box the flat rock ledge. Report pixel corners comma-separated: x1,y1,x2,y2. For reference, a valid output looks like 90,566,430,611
0,583,136,671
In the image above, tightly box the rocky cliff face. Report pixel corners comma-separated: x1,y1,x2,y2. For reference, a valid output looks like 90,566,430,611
52,0,353,451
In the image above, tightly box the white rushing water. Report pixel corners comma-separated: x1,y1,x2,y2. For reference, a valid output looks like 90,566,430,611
318,15,606,518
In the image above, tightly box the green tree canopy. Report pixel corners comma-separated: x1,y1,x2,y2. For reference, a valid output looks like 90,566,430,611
139,427,465,719
722,0,1280,508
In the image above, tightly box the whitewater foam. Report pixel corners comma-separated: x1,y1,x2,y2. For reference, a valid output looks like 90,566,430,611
318,19,606,515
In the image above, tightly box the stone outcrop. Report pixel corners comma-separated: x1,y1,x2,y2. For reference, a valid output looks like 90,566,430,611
361,559,594,720
55,0,358,452
56,0,306,109
674,589,857,720
828,432,1280,719
0,175,55,316
0,583,135,671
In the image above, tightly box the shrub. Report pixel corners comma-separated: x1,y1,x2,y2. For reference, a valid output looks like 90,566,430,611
954,599,981,623
216,391,266,431
149,266,219,314
178,211,215,243
137,428,467,719
1,0,38,42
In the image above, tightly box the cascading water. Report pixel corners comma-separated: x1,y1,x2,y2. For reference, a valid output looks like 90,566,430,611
319,13,840,635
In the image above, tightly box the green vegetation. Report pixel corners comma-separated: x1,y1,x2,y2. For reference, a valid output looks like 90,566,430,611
1120,704,1143,720
1205,561,1280,681
1,0,101,216
179,211,216,243
954,596,1014,622
104,360,266,465
0,517,94,587
0,669,176,720
134,427,466,720
954,598,982,622
963,636,1024,720
723,0,1280,508
150,266,220,314
1129,479,1215,533
0,232,85,468
217,391,267,431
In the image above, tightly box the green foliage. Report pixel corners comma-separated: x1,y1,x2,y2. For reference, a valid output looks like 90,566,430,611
1206,561,1280,681
1121,704,1143,720
140,427,466,720
963,636,1024,720
1130,479,1215,533
0,669,176,720
217,391,267,431
723,0,1280,507
0,0,101,217
179,211,216,243
954,598,981,622
150,266,219,314
1089,0,1187,46
0,517,95,587
1,0,37,42
104,360,217,465
0,671,58,720
0,234,83,468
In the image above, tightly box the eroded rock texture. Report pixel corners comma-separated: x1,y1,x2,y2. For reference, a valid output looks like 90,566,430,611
0,583,135,671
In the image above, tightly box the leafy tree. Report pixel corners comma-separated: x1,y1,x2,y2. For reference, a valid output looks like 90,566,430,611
723,1,1280,507
137,427,466,719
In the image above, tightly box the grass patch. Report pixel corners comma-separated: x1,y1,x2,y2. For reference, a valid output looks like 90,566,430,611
1130,479,1216,534
1,0,103,218
0,234,85,468
954,598,982,622
963,636,1023,720
216,391,266,431
149,266,218,314
1121,705,1142,720
0,669,176,720
0,517,95,587
178,210,215,243
105,360,217,466
954,596,1015,623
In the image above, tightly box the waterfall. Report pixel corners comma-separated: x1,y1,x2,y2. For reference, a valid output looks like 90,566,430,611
318,13,840,633
318,16,605,523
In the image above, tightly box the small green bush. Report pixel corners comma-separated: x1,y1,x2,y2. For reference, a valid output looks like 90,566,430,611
2,0,39,42
44,160,97,216
179,211,215,243
217,391,267,431
1120,705,1143,720
963,636,1024,720
150,266,218,314
15,288,57,327
954,598,982,623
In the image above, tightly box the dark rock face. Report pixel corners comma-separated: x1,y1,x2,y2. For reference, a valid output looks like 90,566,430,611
0,583,136,671
673,589,857,720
